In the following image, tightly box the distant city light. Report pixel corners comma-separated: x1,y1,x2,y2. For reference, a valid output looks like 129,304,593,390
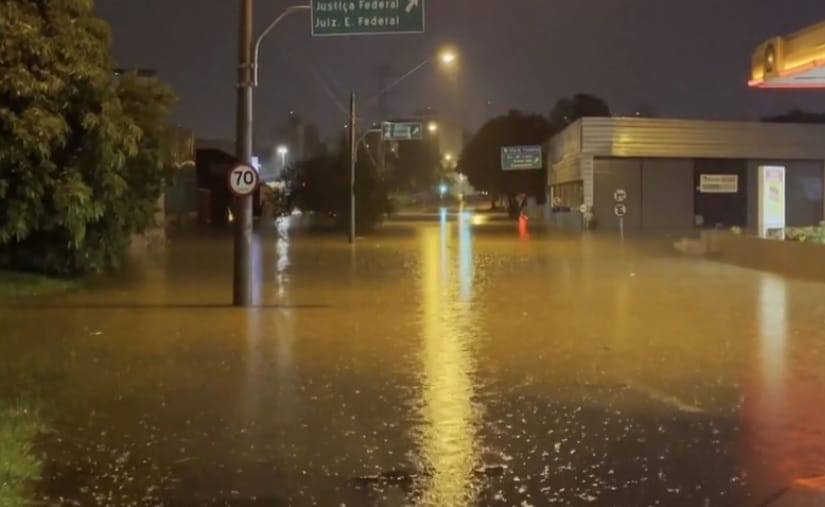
439,183,449,195
277,145,289,156
428,122,439,133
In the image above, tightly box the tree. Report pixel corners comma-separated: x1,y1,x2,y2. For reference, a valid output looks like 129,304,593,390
549,93,611,129
764,110,825,124
0,0,176,275
457,110,552,211
115,73,177,233
283,139,393,231
389,137,441,192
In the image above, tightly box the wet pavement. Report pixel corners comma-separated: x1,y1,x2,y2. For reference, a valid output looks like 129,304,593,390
3,215,825,506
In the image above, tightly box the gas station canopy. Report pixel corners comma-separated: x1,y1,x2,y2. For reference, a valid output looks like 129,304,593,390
749,18,825,89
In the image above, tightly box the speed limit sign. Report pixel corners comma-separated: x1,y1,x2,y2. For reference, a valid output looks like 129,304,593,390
228,165,259,196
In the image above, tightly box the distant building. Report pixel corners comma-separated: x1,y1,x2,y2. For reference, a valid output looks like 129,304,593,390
548,117,825,232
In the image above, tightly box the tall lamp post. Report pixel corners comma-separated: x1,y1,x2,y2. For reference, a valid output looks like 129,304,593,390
234,0,254,307
234,1,309,307
277,145,289,169
348,48,458,244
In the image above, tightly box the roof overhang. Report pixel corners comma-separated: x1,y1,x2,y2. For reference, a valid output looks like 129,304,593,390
749,18,825,89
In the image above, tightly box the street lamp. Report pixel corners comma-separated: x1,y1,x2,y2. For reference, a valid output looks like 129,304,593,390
277,145,289,168
368,46,459,100
428,121,439,134
439,48,458,66
234,1,309,306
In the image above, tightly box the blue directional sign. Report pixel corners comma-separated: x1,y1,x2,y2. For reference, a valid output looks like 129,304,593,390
501,146,543,171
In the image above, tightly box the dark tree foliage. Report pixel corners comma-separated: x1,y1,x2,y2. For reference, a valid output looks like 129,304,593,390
764,110,825,124
457,110,552,206
550,93,611,128
0,0,176,275
283,140,393,231
389,138,440,192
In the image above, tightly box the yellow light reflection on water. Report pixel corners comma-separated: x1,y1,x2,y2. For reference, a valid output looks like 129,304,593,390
758,274,788,407
417,219,479,505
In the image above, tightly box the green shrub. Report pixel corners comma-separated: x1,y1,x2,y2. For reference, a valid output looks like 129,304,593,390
0,403,44,507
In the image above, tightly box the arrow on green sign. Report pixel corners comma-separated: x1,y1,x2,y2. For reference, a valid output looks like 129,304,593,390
312,0,425,37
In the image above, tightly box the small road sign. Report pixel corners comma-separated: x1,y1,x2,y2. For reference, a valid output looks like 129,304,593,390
382,121,423,141
501,146,543,171
312,0,425,36
614,203,627,217
228,165,260,197
579,204,588,214
614,189,627,202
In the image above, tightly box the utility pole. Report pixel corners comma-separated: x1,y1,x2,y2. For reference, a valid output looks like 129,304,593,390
375,63,390,178
349,92,357,244
234,0,254,306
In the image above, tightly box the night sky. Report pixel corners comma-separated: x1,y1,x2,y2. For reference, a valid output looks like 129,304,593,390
96,0,825,141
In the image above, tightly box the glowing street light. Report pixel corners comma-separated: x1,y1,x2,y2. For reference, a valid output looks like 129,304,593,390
277,145,289,168
369,46,460,102
439,48,458,67
428,121,439,134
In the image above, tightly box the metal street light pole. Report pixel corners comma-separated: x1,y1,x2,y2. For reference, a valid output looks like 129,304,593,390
349,93,357,244
234,0,254,307
346,49,457,246
234,2,309,306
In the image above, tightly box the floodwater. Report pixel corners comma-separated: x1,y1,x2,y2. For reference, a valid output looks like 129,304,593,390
3,215,825,506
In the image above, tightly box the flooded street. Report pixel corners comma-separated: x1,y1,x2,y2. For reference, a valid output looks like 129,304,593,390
3,216,825,506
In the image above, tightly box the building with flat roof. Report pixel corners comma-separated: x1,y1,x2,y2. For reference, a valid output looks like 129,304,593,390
548,117,825,232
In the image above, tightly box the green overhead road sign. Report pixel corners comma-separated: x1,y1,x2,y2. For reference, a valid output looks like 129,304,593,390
501,146,543,171
312,0,425,36
382,121,423,141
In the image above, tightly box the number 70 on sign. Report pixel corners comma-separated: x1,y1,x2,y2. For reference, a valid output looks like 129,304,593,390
228,165,260,196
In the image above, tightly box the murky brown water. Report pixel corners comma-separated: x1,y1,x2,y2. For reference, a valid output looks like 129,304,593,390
2,215,825,506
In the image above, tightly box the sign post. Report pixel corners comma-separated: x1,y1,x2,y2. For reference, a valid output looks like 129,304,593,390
312,0,425,36
614,188,627,242
349,93,357,244
233,0,255,307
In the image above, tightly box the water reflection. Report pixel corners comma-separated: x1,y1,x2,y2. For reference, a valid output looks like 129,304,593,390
417,218,480,505
742,274,792,497
273,218,296,423
758,275,788,409
240,219,295,435
458,212,474,303
275,217,291,301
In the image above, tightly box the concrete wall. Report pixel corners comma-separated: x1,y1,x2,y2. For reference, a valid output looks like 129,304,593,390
593,158,641,231
594,158,694,232
595,156,825,233
746,160,825,230
705,231,825,282
641,159,694,231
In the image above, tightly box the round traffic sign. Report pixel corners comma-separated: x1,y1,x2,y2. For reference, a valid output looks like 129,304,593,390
228,165,259,197
614,203,627,217
614,189,627,203
579,204,588,214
